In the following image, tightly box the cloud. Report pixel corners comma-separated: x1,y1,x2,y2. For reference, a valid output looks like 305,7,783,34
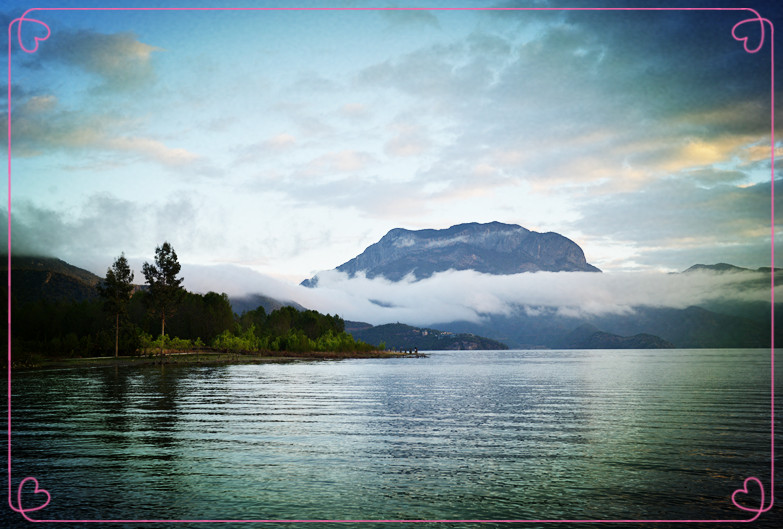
105,136,202,167
384,123,432,157
291,267,776,327
36,29,162,91
338,103,370,121
570,178,777,271
380,10,441,30
271,100,337,139
6,6,777,283
233,133,297,165
353,8,773,196
356,42,470,101
4,94,108,155
301,150,377,176
4,193,218,274
3,90,211,174
179,263,298,301
288,71,341,94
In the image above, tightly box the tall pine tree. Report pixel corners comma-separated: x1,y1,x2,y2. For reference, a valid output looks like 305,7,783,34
98,253,135,357
142,242,185,339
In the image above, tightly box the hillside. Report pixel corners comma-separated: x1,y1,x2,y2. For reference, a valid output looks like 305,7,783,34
347,322,508,351
229,293,306,316
3,255,101,304
563,324,674,349
436,303,771,350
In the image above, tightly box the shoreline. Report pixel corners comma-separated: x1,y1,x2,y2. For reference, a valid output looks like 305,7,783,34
8,349,427,371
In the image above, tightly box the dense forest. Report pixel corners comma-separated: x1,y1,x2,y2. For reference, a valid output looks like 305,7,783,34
7,244,379,363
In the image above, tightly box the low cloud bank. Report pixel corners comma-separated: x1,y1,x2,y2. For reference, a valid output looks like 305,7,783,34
180,264,775,326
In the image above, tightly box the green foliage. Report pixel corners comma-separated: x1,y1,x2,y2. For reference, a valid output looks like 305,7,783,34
98,253,135,357
11,298,109,358
138,332,192,356
142,242,185,337
11,248,373,359
167,291,235,343
98,253,134,316
237,305,267,332
213,307,372,354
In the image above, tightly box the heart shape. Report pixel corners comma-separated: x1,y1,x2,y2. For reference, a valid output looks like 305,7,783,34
731,477,765,520
17,477,51,517
731,15,766,54
15,14,51,54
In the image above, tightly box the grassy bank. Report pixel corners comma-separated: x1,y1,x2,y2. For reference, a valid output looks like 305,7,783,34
8,349,425,370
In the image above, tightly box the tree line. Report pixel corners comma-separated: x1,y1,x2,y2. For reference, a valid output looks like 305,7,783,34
11,242,376,361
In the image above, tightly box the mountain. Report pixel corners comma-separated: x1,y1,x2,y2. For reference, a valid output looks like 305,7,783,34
229,293,307,316
2,255,102,304
682,263,752,274
302,221,600,286
347,322,508,351
436,303,772,350
563,324,674,349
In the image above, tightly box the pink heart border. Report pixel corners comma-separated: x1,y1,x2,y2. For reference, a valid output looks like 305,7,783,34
13,13,50,54
5,5,777,525
16,477,51,519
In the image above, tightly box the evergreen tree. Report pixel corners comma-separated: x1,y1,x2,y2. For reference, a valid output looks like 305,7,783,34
98,253,135,357
142,242,184,338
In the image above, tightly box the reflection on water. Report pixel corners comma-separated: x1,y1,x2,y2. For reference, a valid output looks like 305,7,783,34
5,349,779,526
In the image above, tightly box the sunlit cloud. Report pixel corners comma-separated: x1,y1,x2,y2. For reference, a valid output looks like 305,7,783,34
105,136,202,167
36,29,161,91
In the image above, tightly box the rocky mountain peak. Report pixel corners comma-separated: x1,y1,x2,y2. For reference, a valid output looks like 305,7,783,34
302,222,600,286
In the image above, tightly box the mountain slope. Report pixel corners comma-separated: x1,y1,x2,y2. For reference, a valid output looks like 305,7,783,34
347,322,508,351
3,255,102,304
229,293,307,316
303,221,599,286
563,324,674,349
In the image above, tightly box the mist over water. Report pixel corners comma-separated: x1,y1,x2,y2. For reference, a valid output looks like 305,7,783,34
182,263,775,327
6,349,777,526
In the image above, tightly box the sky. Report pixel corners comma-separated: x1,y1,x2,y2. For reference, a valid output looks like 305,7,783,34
2,0,781,322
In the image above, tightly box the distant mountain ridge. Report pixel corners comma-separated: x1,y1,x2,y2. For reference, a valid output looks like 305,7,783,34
346,322,508,351
302,221,600,286
564,324,674,349
682,263,752,274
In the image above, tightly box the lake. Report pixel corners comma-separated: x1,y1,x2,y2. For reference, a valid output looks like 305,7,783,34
4,349,779,527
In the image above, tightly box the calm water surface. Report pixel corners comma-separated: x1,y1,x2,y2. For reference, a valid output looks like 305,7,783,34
4,349,779,527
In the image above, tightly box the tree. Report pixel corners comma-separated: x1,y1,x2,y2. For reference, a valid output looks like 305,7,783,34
142,242,185,339
98,253,135,358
